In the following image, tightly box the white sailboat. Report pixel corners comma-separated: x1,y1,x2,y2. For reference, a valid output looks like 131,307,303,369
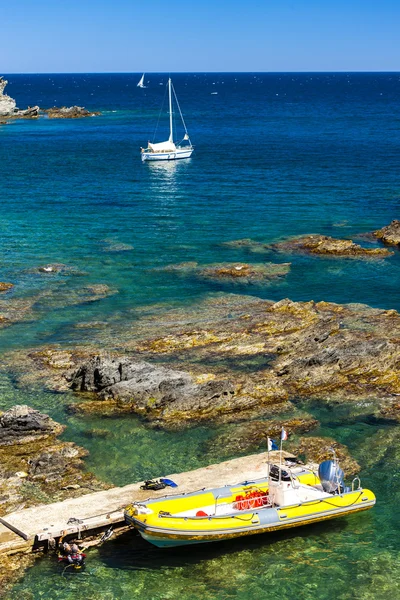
137,74,146,88
141,78,193,162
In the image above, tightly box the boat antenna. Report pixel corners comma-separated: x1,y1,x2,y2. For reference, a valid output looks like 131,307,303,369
329,446,338,465
328,446,341,492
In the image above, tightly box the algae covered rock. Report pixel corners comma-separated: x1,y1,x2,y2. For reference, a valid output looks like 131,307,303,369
289,436,360,476
0,405,63,446
373,220,400,246
221,239,270,253
0,282,13,292
206,416,319,458
0,405,108,517
158,261,290,284
377,399,400,422
43,105,101,118
271,234,393,257
68,356,288,427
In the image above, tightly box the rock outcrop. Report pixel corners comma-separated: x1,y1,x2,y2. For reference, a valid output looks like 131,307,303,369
289,436,360,476
7,294,400,427
159,261,291,284
206,416,319,457
43,106,101,118
0,405,63,446
0,282,13,292
68,356,289,427
374,220,400,246
0,77,16,116
0,405,108,518
0,76,100,121
270,234,392,257
0,405,108,592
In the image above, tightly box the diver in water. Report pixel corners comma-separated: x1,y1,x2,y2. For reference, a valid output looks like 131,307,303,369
58,532,86,568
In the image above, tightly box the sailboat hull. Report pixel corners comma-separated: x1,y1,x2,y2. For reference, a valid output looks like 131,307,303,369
141,147,193,162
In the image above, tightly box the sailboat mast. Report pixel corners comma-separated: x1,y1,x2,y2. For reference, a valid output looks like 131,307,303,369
168,78,173,143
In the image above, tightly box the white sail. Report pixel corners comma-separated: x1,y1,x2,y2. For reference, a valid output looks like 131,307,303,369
137,74,146,88
149,141,176,152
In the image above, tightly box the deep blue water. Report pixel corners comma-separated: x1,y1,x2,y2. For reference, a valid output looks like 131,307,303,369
1,73,400,599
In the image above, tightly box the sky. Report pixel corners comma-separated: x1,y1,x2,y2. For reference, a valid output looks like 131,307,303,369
1,0,399,73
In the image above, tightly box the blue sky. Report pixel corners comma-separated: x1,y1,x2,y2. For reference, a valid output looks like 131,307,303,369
1,0,399,73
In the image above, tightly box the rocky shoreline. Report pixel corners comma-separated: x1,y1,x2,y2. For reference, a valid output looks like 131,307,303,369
223,232,394,258
5,291,400,429
0,219,399,591
0,405,109,594
0,77,100,122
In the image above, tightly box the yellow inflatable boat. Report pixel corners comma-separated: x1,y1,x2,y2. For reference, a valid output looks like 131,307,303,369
125,461,375,548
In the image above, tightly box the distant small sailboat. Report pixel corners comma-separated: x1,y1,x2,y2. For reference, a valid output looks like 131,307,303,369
141,78,193,162
137,74,146,88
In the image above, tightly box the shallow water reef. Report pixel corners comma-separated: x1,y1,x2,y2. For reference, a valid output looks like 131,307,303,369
0,279,117,331
205,416,319,458
269,234,392,257
6,293,400,431
289,436,360,475
222,234,393,257
157,261,291,284
100,239,134,253
373,219,400,246
221,238,271,253
67,356,289,428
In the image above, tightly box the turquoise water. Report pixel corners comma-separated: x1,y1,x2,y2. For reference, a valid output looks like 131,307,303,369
1,73,400,598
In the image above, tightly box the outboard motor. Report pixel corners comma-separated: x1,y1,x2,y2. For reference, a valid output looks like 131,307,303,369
318,460,345,494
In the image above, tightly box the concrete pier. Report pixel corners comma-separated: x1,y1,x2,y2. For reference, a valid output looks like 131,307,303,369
0,451,293,555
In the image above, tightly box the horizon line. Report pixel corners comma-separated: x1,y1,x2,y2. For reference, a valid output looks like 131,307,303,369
2,70,400,76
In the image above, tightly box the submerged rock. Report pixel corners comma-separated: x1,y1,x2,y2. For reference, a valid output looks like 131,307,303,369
289,436,360,476
197,262,290,283
37,263,76,274
0,282,13,292
101,239,134,252
43,106,101,118
270,234,393,257
206,416,319,457
158,261,290,284
377,399,400,422
373,220,400,246
7,293,400,427
221,239,270,253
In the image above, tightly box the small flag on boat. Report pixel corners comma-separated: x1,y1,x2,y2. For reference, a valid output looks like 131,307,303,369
281,427,288,441
267,437,278,451
184,133,189,140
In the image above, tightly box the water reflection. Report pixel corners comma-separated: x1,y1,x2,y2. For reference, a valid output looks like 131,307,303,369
146,158,192,193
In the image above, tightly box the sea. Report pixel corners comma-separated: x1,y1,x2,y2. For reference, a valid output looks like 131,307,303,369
1,73,400,599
